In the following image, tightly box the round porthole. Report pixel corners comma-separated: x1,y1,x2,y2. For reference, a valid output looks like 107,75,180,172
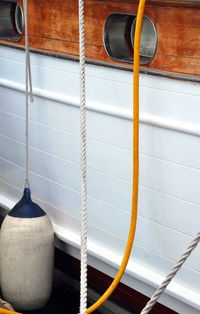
15,3,24,35
104,13,157,65
131,16,157,65
0,1,23,41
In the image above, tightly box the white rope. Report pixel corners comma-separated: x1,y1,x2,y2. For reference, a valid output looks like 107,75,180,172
23,0,33,189
140,231,200,314
78,0,88,312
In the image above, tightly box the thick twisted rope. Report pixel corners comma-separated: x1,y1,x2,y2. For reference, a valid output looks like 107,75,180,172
78,0,88,313
141,231,200,314
23,0,33,189
81,1,146,313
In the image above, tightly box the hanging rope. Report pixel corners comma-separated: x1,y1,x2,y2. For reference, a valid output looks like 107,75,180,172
79,1,146,313
75,0,200,312
23,0,33,189
140,231,200,314
78,0,88,312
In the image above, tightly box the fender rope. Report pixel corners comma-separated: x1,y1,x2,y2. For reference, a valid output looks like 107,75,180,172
23,0,33,189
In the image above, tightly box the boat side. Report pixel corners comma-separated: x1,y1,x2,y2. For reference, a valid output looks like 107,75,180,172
0,46,199,313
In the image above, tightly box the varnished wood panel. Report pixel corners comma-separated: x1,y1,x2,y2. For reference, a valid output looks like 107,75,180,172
1,0,200,79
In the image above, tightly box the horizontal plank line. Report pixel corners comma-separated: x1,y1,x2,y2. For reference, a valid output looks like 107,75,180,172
0,156,197,239
0,180,199,274
1,52,200,95
0,180,198,273
1,43,200,83
0,188,199,311
1,114,200,173
1,78,200,137
1,135,200,210
1,130,200,188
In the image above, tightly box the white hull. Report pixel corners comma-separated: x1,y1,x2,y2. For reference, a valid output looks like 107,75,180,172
0,46,199,313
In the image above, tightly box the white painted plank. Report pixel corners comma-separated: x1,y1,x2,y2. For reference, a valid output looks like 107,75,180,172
1,51,200,126
0,157,199,272
140,154,200,205
0,129,200,237
0,177,199,313
140,124,200,170
1,46,200,97
1,103,200,174
139,186,200,237
1,46,200,314
0,179,199,297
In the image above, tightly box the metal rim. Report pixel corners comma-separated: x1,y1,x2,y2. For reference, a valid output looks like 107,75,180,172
15,3,24,35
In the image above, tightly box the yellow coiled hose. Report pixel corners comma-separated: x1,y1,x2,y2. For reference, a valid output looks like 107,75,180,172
83,0,147,312
0,2,145,314
0,310,21,314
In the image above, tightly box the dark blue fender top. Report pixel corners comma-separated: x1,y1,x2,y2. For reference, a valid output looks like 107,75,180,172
9,188,46,218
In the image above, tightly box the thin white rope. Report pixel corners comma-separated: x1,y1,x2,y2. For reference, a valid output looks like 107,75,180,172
23,0,33,189
78,0,88,312
140,231,200,314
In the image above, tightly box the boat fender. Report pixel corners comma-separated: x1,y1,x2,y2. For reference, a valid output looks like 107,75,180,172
0,188,54,311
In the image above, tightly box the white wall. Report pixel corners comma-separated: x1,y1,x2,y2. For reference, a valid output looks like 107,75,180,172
0,46,200,313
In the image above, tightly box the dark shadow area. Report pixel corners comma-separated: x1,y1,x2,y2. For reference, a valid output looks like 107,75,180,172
21,282,80,314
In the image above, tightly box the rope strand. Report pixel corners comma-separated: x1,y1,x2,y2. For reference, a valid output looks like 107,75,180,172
141,231,200,313
79,1,146,313
78,0,88,312
23,0,33,189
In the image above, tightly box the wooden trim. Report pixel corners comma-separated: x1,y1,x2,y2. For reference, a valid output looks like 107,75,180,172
55,248,178,314
1,42,200,84
0,0,200,79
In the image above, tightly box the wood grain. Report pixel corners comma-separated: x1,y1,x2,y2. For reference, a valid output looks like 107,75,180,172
1,0,200,78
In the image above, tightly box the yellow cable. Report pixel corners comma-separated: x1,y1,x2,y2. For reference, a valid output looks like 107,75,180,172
79,0,147,313
0,310,21,314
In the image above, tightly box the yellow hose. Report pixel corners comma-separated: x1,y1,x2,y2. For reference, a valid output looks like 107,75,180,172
81,0,147,313
0,310,21,314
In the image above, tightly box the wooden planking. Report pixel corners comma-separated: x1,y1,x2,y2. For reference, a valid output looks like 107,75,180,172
1,121,200,216
1,44,200,314
1,50,200,127
1,57,199,241
1,99,200,181
0,128,200,239
0,108,200,238
0,157,200,282
1,180,200,304
1,0,200,78
0,155,200,272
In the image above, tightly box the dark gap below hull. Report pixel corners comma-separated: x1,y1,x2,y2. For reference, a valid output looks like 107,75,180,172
19,268,135,314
